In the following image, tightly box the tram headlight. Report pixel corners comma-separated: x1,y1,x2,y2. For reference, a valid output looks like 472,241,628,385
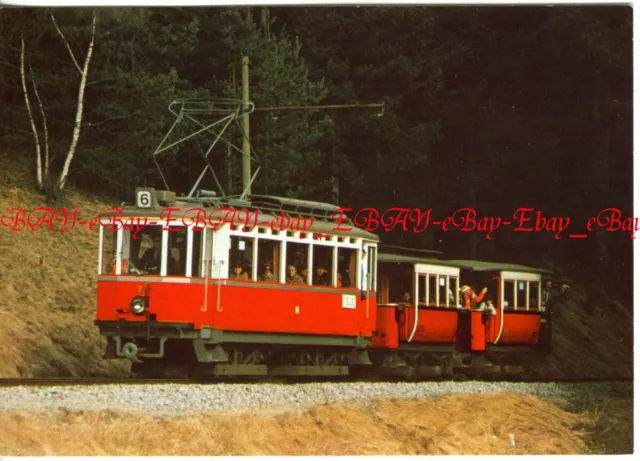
130,296,147,315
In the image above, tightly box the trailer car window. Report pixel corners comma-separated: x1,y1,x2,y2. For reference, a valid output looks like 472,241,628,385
503,280,515,310
530,281,540,310
418,274,426,305
428,275,438,305
517,281,528,310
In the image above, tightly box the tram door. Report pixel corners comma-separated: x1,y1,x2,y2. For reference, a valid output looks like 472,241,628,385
362,244,377,292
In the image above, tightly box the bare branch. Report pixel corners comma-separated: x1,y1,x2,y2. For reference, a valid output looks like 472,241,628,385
0,59,20,71
86,113,133,127
87,76,125,86
29,60,50,182
50,13,82,74
6,44,78,67
57,10,97,192
20,37,44,190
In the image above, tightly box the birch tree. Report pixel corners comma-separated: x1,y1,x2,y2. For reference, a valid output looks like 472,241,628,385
20,10,97,195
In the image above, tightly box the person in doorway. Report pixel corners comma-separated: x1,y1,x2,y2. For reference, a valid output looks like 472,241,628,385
479,297,496,315
541,279,556,311
460,285,487,309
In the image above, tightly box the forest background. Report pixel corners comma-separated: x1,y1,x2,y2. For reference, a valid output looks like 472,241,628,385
0,6,632,305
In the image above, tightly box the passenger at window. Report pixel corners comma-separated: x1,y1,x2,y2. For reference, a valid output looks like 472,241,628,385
301,268,309,283
337,272,343,287
460,285,487,309
315,266,330,286
232,263,249,280
479,298,496,314
106,257,129,275
261,263,276,282
139,235,161,274
287,265,303,284
168,247,182,275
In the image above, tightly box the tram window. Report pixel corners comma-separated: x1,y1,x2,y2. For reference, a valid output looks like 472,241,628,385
257,239,280,282
118,229,138,275
135,226,163,274
438,277,449,307
377,274,390,303
428,275,438,305
449,276,459,307
529,281,540,310
312,245,333,286
366,246,377,291
389,273,411,302
286,242,309,283
417,275,426,305
167,228,187,276
200,228,212,277
504,280,515,309
337,248,357,288
190,229,203,277
229,236,254,280
517,281,527,309
101,230,116,274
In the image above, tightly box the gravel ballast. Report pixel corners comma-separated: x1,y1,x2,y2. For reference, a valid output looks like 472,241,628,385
0,381,631,416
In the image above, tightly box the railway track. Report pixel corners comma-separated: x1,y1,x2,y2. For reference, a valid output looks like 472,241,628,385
0,375,632,387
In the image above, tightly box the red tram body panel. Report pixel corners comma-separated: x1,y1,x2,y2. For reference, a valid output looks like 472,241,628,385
97,279,376,337
399,309,459,343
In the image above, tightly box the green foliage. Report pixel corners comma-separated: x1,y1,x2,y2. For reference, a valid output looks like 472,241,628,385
0,7,632,296
205,8,329,198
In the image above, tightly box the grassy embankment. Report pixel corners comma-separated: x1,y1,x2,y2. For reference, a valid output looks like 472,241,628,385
0,392,633,455
0,154,128,378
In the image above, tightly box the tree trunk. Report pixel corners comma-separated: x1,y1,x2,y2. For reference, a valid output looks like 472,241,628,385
55,11,97,192
20,38,44,190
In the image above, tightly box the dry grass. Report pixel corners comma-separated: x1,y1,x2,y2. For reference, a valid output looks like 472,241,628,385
565,394,634,454
0,392,617,456
0,154,129,378
528,288,633,379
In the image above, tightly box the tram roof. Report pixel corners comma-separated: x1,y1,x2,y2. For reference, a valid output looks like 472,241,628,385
442,259,551,274
378,253,550,274
378,253,459,267
106,189,380,241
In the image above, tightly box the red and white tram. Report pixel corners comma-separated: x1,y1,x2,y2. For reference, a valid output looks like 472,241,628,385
373,251,551,377
95,188,379,377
